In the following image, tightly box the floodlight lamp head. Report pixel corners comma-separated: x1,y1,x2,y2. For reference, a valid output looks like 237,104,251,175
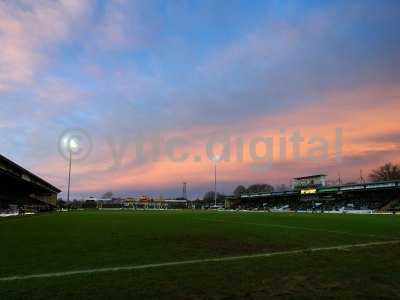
212,155,221,162
69,138,79,151
62,135,80,153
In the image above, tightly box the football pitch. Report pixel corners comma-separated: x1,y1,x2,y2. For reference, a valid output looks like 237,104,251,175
1,210,400,299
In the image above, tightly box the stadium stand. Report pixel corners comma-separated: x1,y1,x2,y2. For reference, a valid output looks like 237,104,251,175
0,154,60,214
236,176,400,213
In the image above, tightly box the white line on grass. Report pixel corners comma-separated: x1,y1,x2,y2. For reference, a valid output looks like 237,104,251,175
1,240,399,282
194,218,382,238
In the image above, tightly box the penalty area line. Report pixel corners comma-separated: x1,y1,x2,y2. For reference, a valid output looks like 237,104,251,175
194,217,382,238
1,240,399,282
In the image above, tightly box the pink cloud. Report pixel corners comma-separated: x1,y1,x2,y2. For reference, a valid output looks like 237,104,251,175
39,82,400,196
0,0,91,90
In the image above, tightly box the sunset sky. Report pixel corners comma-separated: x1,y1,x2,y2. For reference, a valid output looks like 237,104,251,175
1,0,400,199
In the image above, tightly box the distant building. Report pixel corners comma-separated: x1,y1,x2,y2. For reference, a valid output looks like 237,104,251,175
292,174,327,190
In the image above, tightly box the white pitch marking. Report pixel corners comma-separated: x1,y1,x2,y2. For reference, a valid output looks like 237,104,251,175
0,240,399,282
195,217,382,238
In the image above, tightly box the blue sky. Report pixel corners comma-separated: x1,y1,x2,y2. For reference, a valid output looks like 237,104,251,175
1,0,400,199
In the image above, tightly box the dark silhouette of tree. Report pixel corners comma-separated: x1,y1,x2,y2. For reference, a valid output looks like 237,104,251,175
102,191,113,199
57,198,66,209
84,200,97,209
369,163,400,182
246,184,274,194
233,185,247,198
275,184,288,192
68,200,82,209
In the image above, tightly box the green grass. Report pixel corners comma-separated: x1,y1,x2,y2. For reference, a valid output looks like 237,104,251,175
1,210,400,299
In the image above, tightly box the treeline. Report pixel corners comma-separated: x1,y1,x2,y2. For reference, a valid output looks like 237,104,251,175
57,199,99,209
232,184,275,198
203,183,280,202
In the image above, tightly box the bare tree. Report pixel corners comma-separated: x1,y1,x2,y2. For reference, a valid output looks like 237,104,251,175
233,185,246,198
102,191,113,199
369,163,400,182
275,184,288,192
247,184,274,194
